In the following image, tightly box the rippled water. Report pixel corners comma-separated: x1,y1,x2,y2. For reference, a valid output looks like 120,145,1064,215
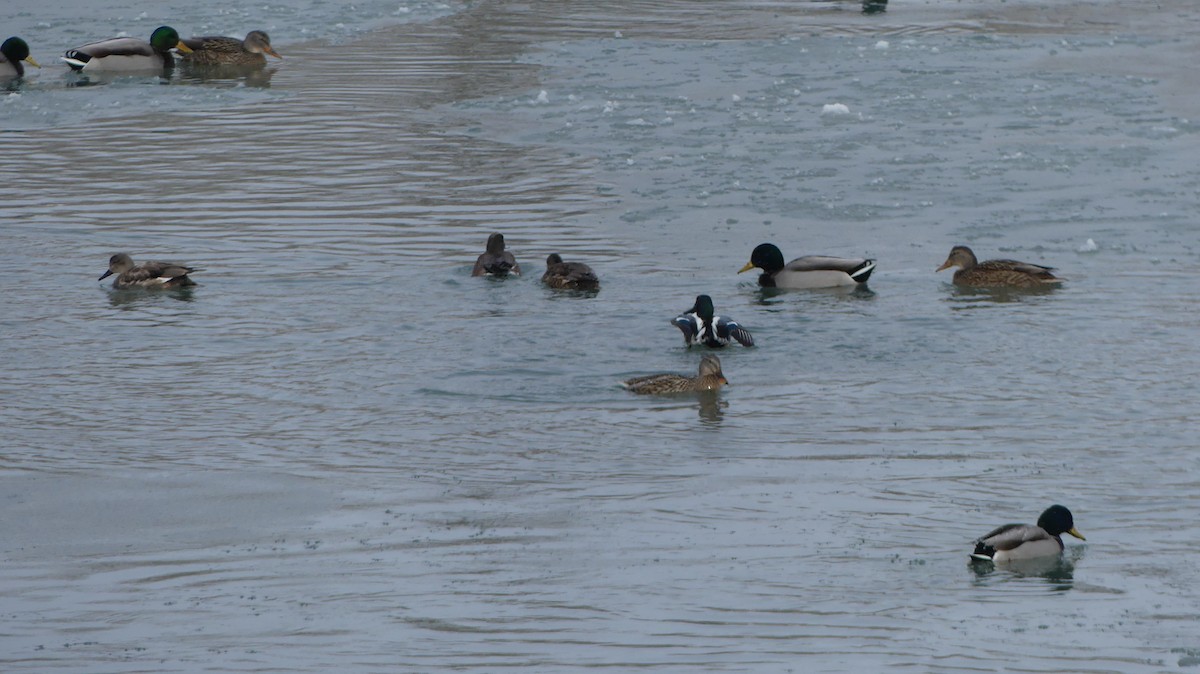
4,1,1200,671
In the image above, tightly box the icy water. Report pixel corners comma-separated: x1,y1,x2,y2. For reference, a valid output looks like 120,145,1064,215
3,0,1200,671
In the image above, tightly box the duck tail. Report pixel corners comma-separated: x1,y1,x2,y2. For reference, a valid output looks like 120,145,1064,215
850,259,876,284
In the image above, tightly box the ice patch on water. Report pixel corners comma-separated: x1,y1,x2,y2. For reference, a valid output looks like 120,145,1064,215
821,103,852,116
534,90,549,104
875,41,890,50
1078,238,1098,253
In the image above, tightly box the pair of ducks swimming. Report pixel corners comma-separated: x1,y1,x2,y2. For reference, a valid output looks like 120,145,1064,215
471,233,601,290
1,26,282,78
740,242,1061,290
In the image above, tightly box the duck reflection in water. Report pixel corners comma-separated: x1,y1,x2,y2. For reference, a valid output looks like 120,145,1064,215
696,390,727,426
106,286,196,308
970,549,1081,593
179,64,277,88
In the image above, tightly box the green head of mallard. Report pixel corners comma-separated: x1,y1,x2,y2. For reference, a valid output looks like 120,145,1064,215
1,36,40,70
936,245,978,272
688,294,716,322
1038,505,1085,541
739,243,785,275
150,26,192,55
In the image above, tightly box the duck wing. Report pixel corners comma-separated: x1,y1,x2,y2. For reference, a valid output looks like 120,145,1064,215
714,316,754,347
977,259,1057,278
136,261,197,283
472,252,519,276
671,313,701,345
67,37,154,60
785,256,876,283
563,262,598,284
972,522,1051,558
181,36,241,52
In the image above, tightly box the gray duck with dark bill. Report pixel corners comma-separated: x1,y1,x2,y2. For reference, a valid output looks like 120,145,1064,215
99,253,199,289
471,233,520,277
542,253,599,290
936,245,1062,288
622,354,728,395
739,243,875,289
970,505,1085,564
0,37,41,78
63,26,193,72
672,294,754,348
182,30,282,67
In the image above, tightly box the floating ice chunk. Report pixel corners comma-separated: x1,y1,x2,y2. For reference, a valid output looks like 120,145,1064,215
875,40,889,50
534,90,549,104
821,103,852,116
1078,238,1098,252
731,94,742,102
614,30,623,38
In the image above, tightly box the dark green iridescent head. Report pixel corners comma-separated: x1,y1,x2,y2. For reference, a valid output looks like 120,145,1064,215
149,26,183,53
749,243,785,274
1,37,31,63
1037,505,1085,540
691,294,715,321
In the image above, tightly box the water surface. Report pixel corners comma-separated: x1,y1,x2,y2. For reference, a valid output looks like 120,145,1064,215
3,1,1200,671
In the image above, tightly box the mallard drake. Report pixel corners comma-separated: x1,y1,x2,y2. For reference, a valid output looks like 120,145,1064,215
738,243,875,289
99,253,198,289
672,295,754,348
623,354,728,395
0,37,40,78
937,245,1062,288
542,253,599,290
181,31,281,67
63,26,193,72
471,233,520,277
970,505,1085,564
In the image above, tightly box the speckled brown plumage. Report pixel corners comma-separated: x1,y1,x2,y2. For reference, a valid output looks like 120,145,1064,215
542,253,599,290
623,354,727,395
181,31,281,67
937,245,1061,288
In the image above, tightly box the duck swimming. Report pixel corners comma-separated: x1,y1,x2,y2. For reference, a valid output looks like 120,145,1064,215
63,26,193,72
739,243,875,289
99,253,199,289
970,505,1085,564
672,295,754,348
542,253,599,290
623,354,728,395
936,245,1061,288
471,233,520,277
181,30,282,67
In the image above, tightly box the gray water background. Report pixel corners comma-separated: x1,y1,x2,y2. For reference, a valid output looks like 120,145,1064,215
2,0,1199,671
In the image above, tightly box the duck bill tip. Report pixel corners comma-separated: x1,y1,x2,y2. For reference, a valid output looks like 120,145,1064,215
737,261,755,274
